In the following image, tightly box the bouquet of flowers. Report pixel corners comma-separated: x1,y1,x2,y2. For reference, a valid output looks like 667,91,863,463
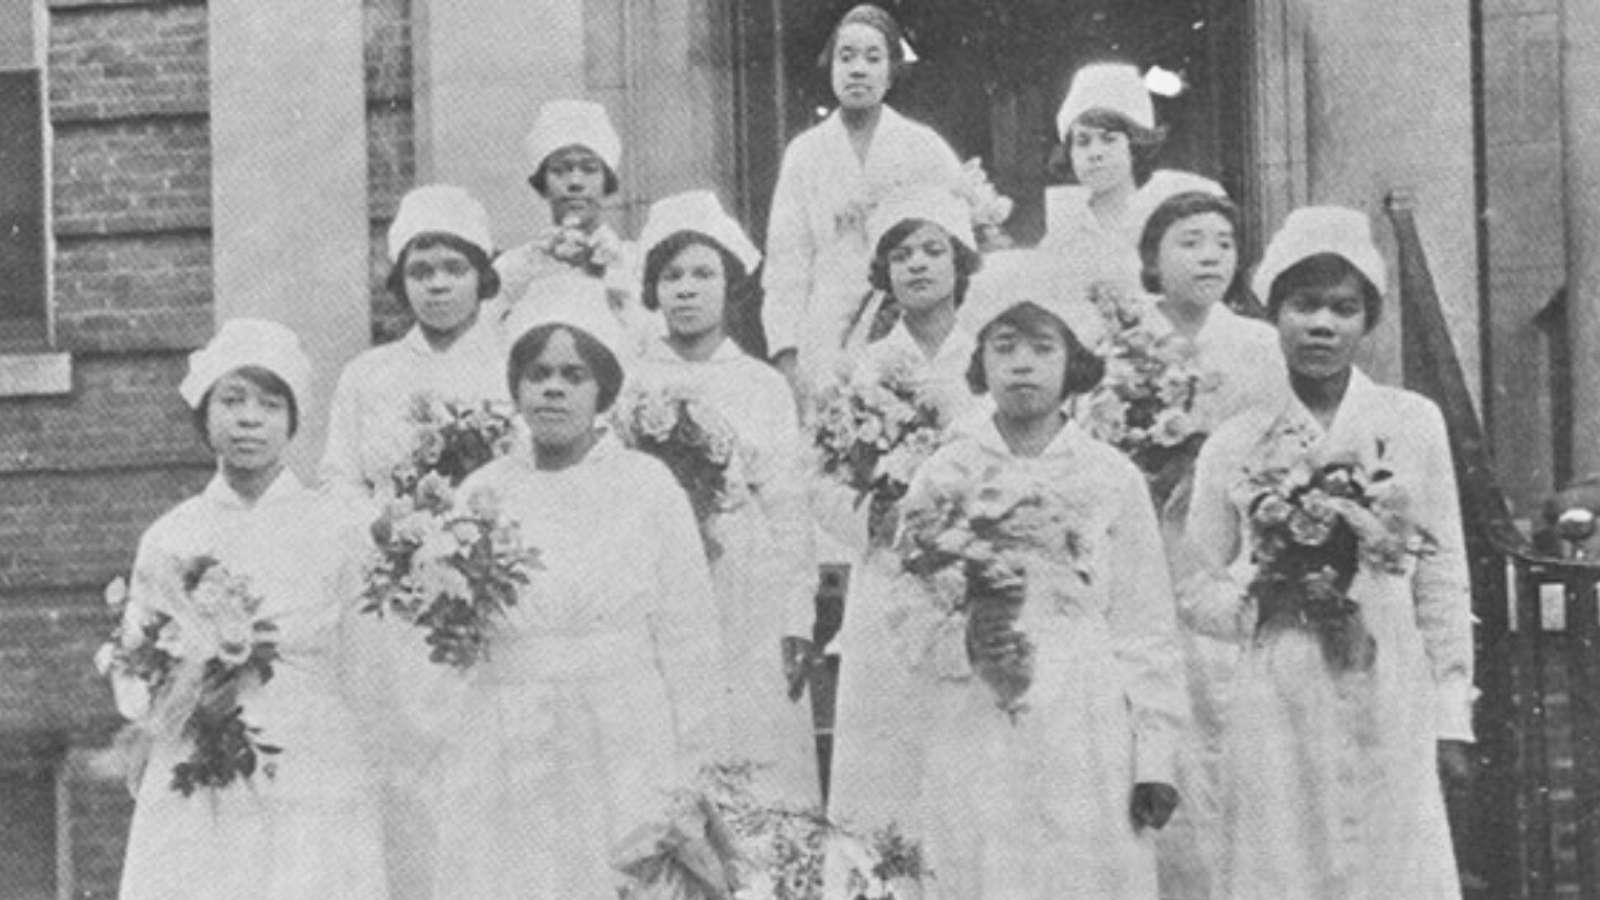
364,474,543,669
538,215,625,277
956,157,1015,252
1241,433,1437,672
613,384,748,560
94,556,281,796
812,347,955,547
897,470,1087,722
392,393,519,499
1083,282,1222,508
614,761,925,900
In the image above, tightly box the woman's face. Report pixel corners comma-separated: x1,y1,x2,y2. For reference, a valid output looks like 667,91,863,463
657,242,728,340
542,145,607,228
404,242,481,338
1156,212,1237,311
206,372,292,474
887,223,959,314
515,328,603,453
1069,123,1135,196
831,23,891,111
1276,275,1369,381
982,320,1069,421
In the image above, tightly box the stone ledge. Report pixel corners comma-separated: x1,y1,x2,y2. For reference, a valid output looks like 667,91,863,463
0,351,72,397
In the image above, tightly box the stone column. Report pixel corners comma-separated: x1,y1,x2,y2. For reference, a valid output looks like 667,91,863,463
1296,1,1480,400
415,1,586,248
1562,0,1600,476
209,0,369,479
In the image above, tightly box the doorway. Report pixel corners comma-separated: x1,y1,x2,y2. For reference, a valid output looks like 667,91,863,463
735,0,1251,249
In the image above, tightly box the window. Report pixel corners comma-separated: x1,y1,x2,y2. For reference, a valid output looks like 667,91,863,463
0,66,47,350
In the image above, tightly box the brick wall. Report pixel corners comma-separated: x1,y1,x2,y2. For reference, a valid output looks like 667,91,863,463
366,0,415,342
0,0,416,893
0,2,215,895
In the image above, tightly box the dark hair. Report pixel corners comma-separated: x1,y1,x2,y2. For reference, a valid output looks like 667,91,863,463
965,302,1105,399
191,365,300,448
1139,191,1242,293
1265,253,1383,332
816,4,908,82
640,231,749,312
1050,107,1167,188
528,145,620,197
386,232,501,307
866,218,983,307
506,322,624,413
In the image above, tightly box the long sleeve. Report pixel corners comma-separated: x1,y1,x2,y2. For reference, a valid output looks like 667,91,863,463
1175,430,1255,642
751,387,819,639
1408,401,1476,742
108,532,172,722
645,469,727,779
319,364,368,497
329,513,414,774
761,139,817,359
880,459,972,681
1105,463,1188,785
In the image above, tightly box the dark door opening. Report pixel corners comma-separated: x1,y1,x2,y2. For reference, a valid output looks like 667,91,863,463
749,1,1250,248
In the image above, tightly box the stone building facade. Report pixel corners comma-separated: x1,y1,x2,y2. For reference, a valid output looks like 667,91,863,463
0,0,1590,896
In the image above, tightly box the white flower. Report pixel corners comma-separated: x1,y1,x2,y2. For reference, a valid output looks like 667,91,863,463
414,557,471,600
634,394,678,441
1150,408,1198,447
155,618,200,660
93,642,117,677
103,577,128,609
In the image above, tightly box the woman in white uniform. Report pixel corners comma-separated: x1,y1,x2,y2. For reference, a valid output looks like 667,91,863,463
823,186,986,864
320,184,508,499
114,320,385,900
630,189,821,804
1132,189,1285,900
428,290,724,899
1179,207,1473,899
762,3,963,396
1039,61,1224,293
493,100,648,346
887,258,1185,899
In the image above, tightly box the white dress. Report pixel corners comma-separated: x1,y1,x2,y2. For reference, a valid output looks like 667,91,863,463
1143,300,1286,900
319,318,509,498
317,315,510,900
1038,170,1226,292
426,436,724,900
632,337,820,804
762,106,962,387
886,418,1185,900
1179,369,1473,900
823,322,985,843
115,472,385,900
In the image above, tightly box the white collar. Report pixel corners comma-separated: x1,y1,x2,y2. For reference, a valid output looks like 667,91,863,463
1275,366,1379,446
966,412,1086,461
399,314,494,358
201,467,308,511
878,318,975,366
641,335,747,366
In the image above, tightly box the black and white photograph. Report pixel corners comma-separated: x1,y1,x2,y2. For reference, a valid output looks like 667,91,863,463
0,1,1589,898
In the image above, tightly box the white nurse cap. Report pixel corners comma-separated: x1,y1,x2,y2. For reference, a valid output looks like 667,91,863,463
179,318,313,410
637,190,762,273
386,184,493,262
524,100,622,176
1252,206,1387,302
867,183,976,255
1056,62,1155,139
